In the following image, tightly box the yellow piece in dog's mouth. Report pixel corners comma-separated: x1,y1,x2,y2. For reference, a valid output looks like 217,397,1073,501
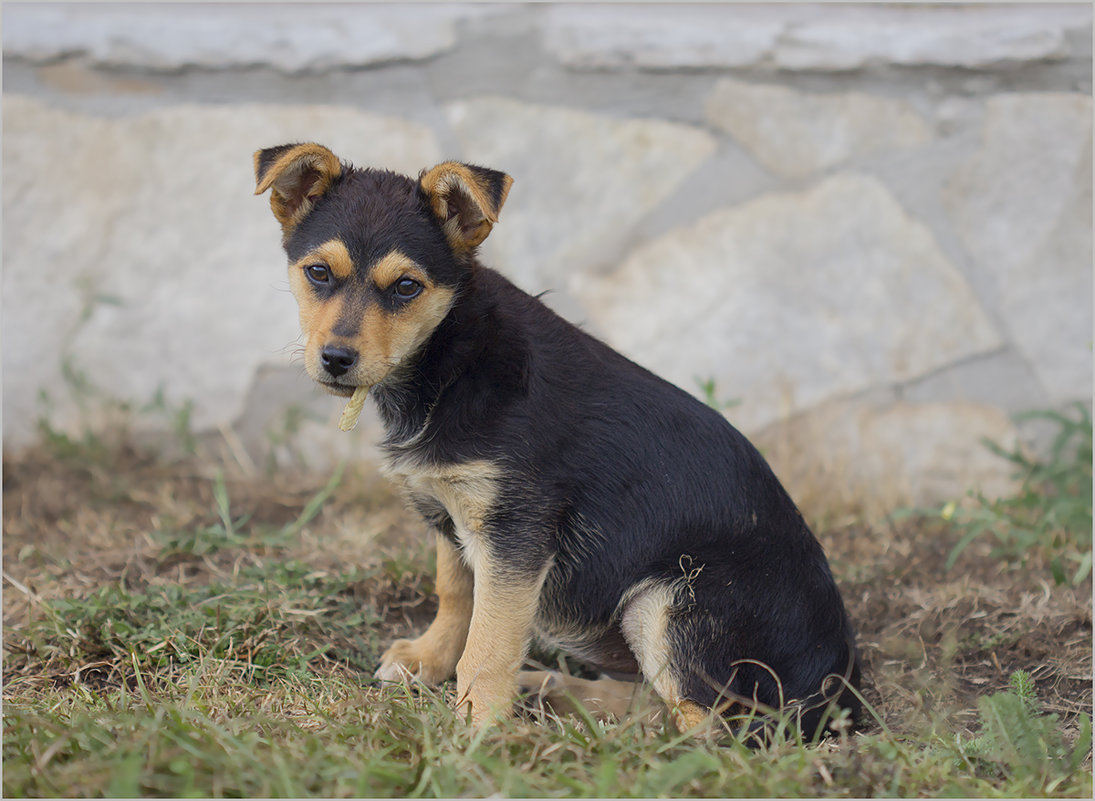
338,386,369,432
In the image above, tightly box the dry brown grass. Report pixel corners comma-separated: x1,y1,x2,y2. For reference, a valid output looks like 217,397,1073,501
3,439,1091,783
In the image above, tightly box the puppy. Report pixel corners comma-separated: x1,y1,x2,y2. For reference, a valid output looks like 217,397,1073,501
254,143,860,736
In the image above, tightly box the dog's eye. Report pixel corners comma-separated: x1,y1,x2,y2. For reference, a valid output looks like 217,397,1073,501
305,264,330,284
393,278,422,299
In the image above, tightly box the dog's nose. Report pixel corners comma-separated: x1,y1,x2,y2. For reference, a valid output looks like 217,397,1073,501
320,345,358,378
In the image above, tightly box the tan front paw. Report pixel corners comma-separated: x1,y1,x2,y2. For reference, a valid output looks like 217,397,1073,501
375,638,458,685
455,690,517,727
455,668,517,726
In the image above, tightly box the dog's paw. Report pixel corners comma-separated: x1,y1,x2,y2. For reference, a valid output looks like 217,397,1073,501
515,670,643,722
375,638,456,685
515,670,561,700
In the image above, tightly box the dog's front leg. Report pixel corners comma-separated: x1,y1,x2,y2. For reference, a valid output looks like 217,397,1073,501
376,532,473,684
455,555,549,726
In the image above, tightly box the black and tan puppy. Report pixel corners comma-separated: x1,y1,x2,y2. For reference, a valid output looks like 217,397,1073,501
254,143,860,736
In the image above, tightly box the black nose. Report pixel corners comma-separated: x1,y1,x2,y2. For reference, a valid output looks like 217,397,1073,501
320,345,358,378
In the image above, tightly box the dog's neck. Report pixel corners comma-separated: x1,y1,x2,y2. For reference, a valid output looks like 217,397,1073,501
371,266,515,458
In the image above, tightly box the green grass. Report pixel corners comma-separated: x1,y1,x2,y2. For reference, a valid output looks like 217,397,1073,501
6,527,1090,796
695,377,741,413
5,663,1089,797
4,408,1092,797
22,560,380,681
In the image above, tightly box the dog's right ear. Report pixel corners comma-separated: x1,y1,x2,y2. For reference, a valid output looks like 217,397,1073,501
253,143,342,237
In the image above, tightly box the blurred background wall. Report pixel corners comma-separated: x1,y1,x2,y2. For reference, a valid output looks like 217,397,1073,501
3,2,1091,513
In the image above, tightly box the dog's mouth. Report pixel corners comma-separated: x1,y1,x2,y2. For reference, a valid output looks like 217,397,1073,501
316,380,358,398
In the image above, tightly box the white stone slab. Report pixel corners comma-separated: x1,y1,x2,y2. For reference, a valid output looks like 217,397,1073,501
543,4,1089,71
775,6,1081,71
444,97,717,293
580,173,1003,433
542,5,785,70
2,95,442,448
945,92,1093,401
757,399,1021,514
706,78,933,179
2,3,502,72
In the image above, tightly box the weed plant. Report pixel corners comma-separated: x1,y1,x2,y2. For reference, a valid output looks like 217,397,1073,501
906,403,1093,586
955,670,1092,795
952,404,1093,584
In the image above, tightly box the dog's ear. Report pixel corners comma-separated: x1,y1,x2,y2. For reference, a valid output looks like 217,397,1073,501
253,143,342,236
419,162,513,252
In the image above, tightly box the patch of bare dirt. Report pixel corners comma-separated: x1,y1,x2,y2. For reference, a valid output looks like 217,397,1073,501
823,520,1092,737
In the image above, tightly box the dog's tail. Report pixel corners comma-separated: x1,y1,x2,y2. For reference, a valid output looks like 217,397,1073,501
707,637,862,747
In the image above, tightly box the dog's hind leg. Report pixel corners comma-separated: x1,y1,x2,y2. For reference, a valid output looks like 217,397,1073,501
618,582,719,734
516,670,655,722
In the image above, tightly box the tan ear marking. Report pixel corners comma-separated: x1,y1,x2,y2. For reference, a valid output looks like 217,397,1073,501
419,161,514,251
253,143,342,235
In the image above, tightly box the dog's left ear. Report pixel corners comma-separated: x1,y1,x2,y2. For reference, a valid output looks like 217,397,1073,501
253,143,342,237
419,162,513,252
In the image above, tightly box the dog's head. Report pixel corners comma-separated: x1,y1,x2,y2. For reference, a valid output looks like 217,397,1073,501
254,143,512,396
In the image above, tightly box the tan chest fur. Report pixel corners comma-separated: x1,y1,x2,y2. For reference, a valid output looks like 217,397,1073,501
381,457,502,566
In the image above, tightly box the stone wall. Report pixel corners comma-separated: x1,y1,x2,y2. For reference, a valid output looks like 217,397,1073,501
3,3,1091,512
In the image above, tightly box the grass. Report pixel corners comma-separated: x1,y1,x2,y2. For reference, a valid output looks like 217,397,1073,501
6,658,1087,797
3,409,1091,797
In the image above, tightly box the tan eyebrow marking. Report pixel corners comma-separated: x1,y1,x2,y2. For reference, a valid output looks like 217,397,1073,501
371,250,430,290
291,238,354,281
